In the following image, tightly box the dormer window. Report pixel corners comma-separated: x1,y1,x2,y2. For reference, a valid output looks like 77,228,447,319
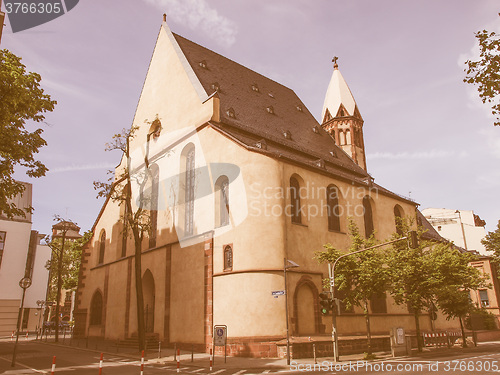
268,93,274,98
315,159,325,168
226,108,236,119
211,82,220,91
329,151,337,158
266,106,274,114
283,130,292,140
251,84,259,92
312,125,320,134
256,139,267,150
296,105,303,112
199,60,207,69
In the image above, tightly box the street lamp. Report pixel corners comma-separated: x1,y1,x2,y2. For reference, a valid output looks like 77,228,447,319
12,277,32,367
284,258,299,365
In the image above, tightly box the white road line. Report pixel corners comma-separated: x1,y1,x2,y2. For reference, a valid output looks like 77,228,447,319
211,369,226,374
261,371,271,373
0,355,47,374
191,368,205,372
233,370,246,375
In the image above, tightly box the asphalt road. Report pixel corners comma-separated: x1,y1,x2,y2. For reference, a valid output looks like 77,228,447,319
1,341,500,375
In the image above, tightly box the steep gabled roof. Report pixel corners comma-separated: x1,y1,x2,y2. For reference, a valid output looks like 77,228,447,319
173,33,369,181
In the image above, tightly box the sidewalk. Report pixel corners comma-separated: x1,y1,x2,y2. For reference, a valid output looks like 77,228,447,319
20,337,500,371
149,341,500,370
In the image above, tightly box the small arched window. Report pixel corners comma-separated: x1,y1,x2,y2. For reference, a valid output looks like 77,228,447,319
290,177,301,224
345,129,351,144
215,176,229,227
327,185,341,232
223,245,233,271
394,205,404,235
363,196,374,238
98,230,106,264
90,291,103,325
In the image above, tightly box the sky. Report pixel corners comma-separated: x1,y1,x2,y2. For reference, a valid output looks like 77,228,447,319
2,0,500,238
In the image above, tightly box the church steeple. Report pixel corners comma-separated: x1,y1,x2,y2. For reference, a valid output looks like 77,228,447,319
321,58,367,171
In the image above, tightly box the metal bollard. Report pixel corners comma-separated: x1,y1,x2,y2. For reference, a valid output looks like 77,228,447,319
51,356,56,375
158,341,161,359
176,349,180,373
140,350,144,375
313,343,316,364
98,353,103,375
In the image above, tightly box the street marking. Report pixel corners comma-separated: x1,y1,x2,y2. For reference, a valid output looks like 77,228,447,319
261,371,271,374
233,371,246,375
191,369,205,372
0,355,48,373
212,370,226,374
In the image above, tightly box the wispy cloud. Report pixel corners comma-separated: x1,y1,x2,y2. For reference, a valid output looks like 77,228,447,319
49,163,116,174
144,0,237,48
368,150,467,160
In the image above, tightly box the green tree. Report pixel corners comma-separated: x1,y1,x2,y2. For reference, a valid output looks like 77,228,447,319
482,220,500,263
388,224,434,352
316,219,389,354
464,15,500,127
0,49,56,218
94,126,155,352
431,244,488,347
46,219,87,342
46,230,91,300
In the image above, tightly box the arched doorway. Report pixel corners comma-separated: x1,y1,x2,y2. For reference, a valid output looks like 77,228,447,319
143,270,155,333
293,277,320,335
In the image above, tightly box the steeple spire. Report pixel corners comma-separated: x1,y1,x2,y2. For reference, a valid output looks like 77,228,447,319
320,59,367,171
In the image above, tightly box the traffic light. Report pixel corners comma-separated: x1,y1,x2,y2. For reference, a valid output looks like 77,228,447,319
408,231,419,249
319,292,331,315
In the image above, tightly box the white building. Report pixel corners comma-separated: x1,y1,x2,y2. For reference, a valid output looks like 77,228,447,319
0,183,51,336
422,208,488,255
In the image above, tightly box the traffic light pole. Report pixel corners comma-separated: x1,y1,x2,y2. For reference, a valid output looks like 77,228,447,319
327,233,416,362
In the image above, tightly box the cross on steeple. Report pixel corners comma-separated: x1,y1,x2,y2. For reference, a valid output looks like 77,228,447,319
332,56,339,69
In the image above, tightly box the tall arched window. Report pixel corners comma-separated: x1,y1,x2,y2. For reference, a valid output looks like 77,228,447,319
149,164,159,248
90,290,103,325
345,129,351,144
223,245,233,271
394,205,404,235
363,196,374,238
290,177,301,224
98,230,106,265
215,176,229,227
327,185,341,232
185,148,195,235
339,130,346,145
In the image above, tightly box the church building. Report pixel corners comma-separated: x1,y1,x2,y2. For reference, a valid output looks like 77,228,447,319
75,16,459,357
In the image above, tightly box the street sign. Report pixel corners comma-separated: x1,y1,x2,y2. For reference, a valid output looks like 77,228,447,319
272,290,285,297
214,326,227,346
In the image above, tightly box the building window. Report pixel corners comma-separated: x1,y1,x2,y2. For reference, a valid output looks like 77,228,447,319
0,231,6,268
223,245,233,271
185,148,195,235
370,293,387,313
98,231,106,265
290,177,301,224
363,196,374,238
90,291,103,325
148,163,159,248
394,205,404,235
479,290,490,307
215,176,229,227
327,185,341,232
